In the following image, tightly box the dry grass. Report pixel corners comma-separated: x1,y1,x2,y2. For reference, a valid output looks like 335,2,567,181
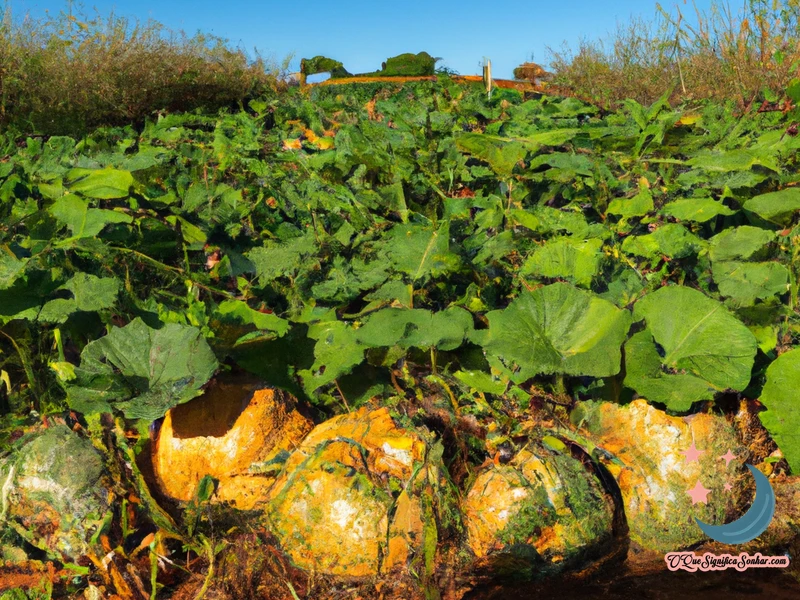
0,2,291,136
547,0,800,109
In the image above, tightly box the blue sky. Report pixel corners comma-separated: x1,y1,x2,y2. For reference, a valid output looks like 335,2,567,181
7,0,715,79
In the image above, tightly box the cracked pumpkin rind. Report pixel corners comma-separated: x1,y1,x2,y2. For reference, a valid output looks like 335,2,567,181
462,442,616,576
571,399,749,552
153,381,313,508
264,406,446,578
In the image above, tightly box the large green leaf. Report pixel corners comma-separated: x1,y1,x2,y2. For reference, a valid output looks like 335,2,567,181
521,237,603,287
623,329,717,411
712,261,790,307
621,224,704,259
687,148,779,173
298,320,366,393
476,283,632,382
607,187,654,218
312,256,389,303
38,273,120,323
758,348,800,473
50,196,133,239
0,252,26,290
246,232,317,284
381,221,460,282
63,319,218,420
209,299,291,347
707,226,774,261
455,134,527,177
354,307,473,351
631,286,757,393
743,188,800,225
64,167,134,199
661,197,736,222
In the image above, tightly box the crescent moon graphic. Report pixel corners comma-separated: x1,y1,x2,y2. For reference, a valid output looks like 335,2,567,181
694,463,776,545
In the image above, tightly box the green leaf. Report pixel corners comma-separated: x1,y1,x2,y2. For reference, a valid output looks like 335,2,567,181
381,221,459,282
312,256,389,303
64,318,218,420
211,300,290,342
455,133,527,177
523,128,582,147
64,167,134,199
165,215,207,250
749,324,778,354
758,348,800,472
623,329,717,411
621,224,704,259
50,196,133,239
38,273,120,323
477,283,632,382
355,307,473,351
453,370,508,394
599,267,645,308
0,251,26,290
528,152,595,180
712,261,790,307
787,78,800,103
299,320,366,392
661,197,736,222
744,188,800,225
246,233,317,284
521,237,603,287
707,226,775,261
631,286,757,393
194,475,217,503
607,187,654,218
541,435,567,453
688,149,779,173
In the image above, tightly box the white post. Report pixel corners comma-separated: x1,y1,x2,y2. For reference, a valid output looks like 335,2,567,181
482,58,493,99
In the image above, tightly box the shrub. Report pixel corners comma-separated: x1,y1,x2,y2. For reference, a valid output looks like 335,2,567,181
546,0,800,108
0,3,290,136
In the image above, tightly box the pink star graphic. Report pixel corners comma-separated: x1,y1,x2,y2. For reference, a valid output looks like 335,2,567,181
688,481,711,505
680,441,705,463
723,482,733,492
719,450,737,467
